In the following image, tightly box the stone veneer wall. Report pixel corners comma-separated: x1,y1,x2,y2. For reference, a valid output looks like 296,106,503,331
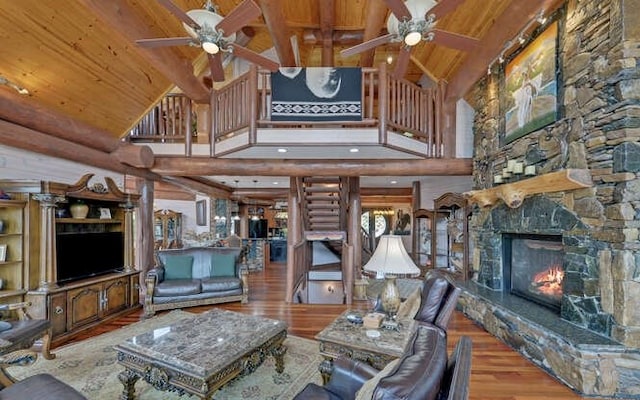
463,0,640,396
468,0,640,347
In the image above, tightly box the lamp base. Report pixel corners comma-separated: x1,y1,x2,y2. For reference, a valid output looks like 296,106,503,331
380,275,401,319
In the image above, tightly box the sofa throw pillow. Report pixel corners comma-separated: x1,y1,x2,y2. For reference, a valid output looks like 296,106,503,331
396,287,422,319
210,253,236,277
163,255,194,280
355,359,400,400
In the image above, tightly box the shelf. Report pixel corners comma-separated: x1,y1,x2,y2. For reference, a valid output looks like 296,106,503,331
57,218,122,224
0,199,27,207
464,169,593,209
0,260,22,265
0,289,27,299
0,233,23,238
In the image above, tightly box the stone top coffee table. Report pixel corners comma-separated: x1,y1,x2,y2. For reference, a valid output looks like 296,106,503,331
115,309,287,400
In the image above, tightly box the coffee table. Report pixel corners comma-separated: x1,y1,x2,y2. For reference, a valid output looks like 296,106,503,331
315,309,416,383
115,309,287,399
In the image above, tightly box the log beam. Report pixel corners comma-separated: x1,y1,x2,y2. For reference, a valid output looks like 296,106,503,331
259,0,297,67
0,90,119,153
0,119,159,180
152,157,472,176
111,144,155,168
162,176,232,199
464,169,593,209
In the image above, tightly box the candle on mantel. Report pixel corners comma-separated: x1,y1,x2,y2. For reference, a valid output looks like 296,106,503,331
524,165,536,176
494,175,503,184
513,162,524,174
507,159,517,172
502,167,511,178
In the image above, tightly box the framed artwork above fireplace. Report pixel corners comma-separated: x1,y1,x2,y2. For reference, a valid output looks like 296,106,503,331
501,18,560,144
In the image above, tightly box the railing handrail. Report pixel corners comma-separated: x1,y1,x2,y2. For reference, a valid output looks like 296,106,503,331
128,65,445,158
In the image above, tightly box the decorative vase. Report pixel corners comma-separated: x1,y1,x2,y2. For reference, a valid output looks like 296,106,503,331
380,275,401,318
0,219,4,234
70,203,89,219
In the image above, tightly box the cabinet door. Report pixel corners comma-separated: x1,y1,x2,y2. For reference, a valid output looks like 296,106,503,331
67,283,102,331
130,274,140,306
101,277,129,317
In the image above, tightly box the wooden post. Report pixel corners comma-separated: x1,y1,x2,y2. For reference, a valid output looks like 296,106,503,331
248,65,258,145
286,177,301,303
135,178,155,297
32,194,65,291
378,62,388,144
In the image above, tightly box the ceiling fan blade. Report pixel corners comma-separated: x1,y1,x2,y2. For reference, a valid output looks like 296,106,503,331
229,45,280,72
392,47,411,79
340,33,395,58
157,0,200,30
208,53,226,82
429,29,478,51
383,0,411,20
427,0,466,19
216,0,262,36
136,37,194,48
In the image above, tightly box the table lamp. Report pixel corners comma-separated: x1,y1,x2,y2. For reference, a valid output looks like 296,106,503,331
363,235,420,318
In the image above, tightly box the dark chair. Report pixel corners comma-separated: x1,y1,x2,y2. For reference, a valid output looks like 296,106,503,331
0,372,86,399
415,271,462,331
294,324,473,400
0,302,54,388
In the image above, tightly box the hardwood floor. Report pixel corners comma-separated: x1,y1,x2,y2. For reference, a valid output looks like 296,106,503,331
62,261,587,400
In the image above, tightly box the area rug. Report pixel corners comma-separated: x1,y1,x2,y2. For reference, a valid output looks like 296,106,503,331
8,310,322,399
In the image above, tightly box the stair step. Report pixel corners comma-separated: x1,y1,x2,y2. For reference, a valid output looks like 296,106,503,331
304,177,341,184
307,203,341,210
305,195,339,202
308,210,340,216
304,186,340,193
310,223,341,230
304,231,346,241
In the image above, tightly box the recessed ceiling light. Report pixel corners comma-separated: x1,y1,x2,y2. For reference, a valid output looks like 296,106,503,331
390,180,398,184
272,181,279,185
349,148,359,153
277,148,287,153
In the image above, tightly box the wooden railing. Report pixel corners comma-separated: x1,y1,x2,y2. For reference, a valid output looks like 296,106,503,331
289,240,308,302
128,65,446,158
128,94,194,143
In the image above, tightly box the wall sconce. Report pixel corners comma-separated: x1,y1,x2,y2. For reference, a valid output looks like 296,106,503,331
327,285,335,293
0,75,30,95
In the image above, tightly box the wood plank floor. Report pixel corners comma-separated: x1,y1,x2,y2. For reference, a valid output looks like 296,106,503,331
62,261,587,400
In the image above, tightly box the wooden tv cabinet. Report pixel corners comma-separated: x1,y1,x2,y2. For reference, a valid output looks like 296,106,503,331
27,271,140,344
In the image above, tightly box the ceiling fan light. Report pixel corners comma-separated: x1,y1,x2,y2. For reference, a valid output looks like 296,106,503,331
404,31,422,46
202,41,220,54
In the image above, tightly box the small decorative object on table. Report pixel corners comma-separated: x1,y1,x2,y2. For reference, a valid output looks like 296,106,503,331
363,312,385,329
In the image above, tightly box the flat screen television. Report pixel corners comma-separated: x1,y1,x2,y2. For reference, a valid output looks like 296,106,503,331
56,231,124,284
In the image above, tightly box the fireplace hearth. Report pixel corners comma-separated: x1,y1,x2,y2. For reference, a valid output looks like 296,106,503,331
503,234,564,311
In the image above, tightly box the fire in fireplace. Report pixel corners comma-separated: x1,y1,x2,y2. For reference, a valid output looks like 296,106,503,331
503,234,564,310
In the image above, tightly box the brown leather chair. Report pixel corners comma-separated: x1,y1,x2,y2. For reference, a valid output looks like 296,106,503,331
415,271,462,331
294,324,473,400
0,373,86,399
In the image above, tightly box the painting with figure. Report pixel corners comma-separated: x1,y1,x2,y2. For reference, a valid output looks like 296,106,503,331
271,67,362,121
504,21,558,143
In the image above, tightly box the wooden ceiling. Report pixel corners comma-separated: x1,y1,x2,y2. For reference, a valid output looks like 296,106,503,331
0,0,563,143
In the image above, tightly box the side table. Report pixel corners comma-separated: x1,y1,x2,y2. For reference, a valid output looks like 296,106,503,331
315,309,416,384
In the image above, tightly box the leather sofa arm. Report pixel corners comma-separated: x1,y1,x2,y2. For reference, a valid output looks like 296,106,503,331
324,357,379,399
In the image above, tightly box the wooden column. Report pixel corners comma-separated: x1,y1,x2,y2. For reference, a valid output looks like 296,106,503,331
286,177,301,303
134,178,155,297
32,194,65,291
346,177,361,305
122,197,136,272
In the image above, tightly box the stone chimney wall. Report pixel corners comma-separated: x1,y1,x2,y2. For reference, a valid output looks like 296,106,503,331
468,0,640,346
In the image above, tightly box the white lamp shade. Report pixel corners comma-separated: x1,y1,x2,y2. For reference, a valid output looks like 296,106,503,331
363,235,420,278
386,0,437,36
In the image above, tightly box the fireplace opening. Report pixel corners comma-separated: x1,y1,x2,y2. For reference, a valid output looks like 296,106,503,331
503,233,564,311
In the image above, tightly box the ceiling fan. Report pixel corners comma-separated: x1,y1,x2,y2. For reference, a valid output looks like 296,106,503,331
136,0,280,82
341,0,478,79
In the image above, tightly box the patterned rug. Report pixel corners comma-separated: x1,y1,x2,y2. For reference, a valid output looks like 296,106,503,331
8,310,322,399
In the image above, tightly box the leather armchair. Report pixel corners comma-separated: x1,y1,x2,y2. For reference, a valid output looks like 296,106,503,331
415,271,462,330
0,372,86,399
295,324,472,400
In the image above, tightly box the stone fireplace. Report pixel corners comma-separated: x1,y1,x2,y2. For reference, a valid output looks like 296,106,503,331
458,0,640,397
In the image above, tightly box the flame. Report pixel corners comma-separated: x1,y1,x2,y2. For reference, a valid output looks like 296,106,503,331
531,264,564,297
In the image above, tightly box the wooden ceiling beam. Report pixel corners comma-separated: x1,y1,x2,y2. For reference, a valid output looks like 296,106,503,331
445,0,564,102
319,0,335,66
359,0,389,67
0,90,119,153
259,0,297,67
0,119,159,180
162,176,231,198
152,157,472,176
81,0,210,103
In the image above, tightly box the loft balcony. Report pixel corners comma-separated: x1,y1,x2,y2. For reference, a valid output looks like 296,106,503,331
127,64,451,160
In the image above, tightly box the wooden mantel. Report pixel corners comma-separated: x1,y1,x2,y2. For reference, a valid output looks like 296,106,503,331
464,169,593,208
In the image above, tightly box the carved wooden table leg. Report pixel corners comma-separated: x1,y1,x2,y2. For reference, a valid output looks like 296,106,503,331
41,329,55,360
118,369,139,400
319,357,334,385
272,344,287,373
